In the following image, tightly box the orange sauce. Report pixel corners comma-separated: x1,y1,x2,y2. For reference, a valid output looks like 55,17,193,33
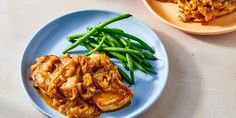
37,89,58,111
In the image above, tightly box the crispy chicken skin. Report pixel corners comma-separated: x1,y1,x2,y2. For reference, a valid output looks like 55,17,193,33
30,53,133,118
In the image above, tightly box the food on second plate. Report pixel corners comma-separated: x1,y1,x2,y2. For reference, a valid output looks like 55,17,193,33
171,0,236,22
63,14,157,85
30,53,134,118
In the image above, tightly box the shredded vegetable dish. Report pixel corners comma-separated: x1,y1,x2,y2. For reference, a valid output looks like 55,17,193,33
172,0,236,22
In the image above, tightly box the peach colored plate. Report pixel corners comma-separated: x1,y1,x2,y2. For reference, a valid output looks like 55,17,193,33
143,0,236,35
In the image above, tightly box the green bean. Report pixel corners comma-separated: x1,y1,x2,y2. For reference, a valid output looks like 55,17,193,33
101,37,115,47
98,28,154,53
95,32,116,47
126,39,134,83
108,52,147,73
111,34,125,46
89,42,107,49
93,35,110,46
131,45,152,67
94,37,100,43
63,29,97,54
130,54,142,63
117,36,131,48
90,37,99,44
84,36,106,56
133,61,147,73
67,32,100,42
66,33,86,42
128,39,146,74
130,45,156,60
126,54,134,84
120,60,129,70
68,39,76,43
107,39,116,47
87,27,93,31
105,33,123,47
144,53,157,60
118,37,129,71
109,50,146,73
119,37,145,62
118,67,132,84
142,60,152,67
63,14,132,54
109,28,124,33
91,31,103,37
83,41,107,54
109,52,127,61
69,37,97,44
82,42,93,51
131,53,152,67
130,45,143,52
143,66,157,74
130,42,148,50
120,37,153,62
119,37,128,47
130,50,152,67
103,39,112,47
102,47,144,57
111,37,144,59
88,42,99,48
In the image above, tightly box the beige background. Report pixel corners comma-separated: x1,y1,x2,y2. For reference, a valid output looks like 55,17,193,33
1,0,236,118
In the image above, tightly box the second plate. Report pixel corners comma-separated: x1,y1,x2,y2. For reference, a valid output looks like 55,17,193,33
143,0,236,35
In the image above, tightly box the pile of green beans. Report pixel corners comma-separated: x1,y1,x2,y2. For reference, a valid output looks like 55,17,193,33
63,14,157,85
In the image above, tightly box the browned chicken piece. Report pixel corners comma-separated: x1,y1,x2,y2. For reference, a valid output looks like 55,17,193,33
92,77,133,111
30,53,134,118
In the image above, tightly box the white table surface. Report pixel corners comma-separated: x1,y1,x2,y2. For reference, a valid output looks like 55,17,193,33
0,0,236,118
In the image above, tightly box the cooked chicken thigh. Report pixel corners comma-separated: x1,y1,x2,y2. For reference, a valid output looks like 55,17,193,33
30,53,133,118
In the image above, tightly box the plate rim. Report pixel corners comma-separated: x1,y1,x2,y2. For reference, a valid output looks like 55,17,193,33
19,9,169,118
143,0,236,35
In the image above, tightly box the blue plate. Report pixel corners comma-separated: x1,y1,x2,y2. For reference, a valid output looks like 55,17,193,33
20,10,169,118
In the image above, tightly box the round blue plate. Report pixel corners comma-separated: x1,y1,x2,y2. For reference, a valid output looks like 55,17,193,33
20,10,169,118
